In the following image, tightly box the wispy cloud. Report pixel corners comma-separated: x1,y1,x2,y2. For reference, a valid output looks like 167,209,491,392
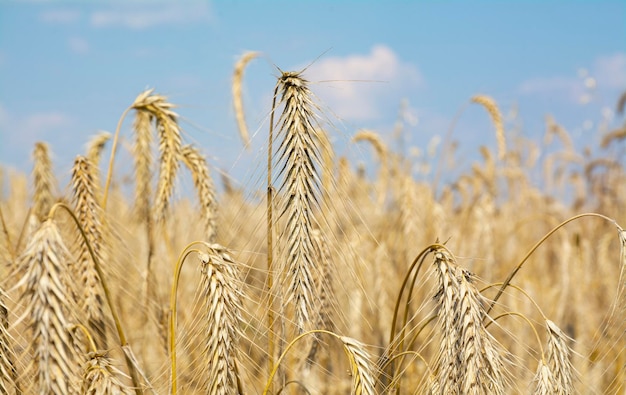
518,75,583,99
0,105,74,145
68,37,89,54
39,9,81,24
305,45,422,121
594,52,626,89
518,52,626,104
90,3,213,29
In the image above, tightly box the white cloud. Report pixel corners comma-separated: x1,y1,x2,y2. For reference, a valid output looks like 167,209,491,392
39,9,80,24
304,45,422,121
68,37,89,54
90,3,213,29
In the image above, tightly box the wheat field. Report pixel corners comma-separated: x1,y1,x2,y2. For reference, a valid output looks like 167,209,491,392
0,56,625,394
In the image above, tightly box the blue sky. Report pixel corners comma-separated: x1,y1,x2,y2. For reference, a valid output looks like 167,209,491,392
0,1,624,188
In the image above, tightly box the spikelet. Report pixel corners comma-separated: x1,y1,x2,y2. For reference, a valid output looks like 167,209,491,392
471,95,506,161
198,245,243,395
16,219,81,394
232,51,259,149
71,156,107,349
181,145,218,242
274,71,323,333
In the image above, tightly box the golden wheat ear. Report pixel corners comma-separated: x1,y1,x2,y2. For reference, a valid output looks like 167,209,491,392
431,248,505,394
16,219,82,393
71,156,108,349
31,142,57,224
273,71,324,334
130,89,182,223
199,246,244,395
181,145,218,242
471,95,506,161
0,289,19,394
232,51,260,150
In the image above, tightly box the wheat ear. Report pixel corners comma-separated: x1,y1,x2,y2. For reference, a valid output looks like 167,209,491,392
471,95,506,161
340,336,377,395
199,246,243,395
81,351,134,395
71,156,108,349
168,243,243,395
74,324,133,395
16,219,81,394
131,89,182,222
232,51,259,149
181,145,218,242
531,361,556,395
0,290,19,394
352,129,389,207
432,248,505,394
545,320,574,394
274,71,323,333
31,142,56,223
86,131,112,173
133,109,154,222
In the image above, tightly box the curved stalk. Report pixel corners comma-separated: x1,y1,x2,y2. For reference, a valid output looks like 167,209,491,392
102,106,132,210
488,213,618,315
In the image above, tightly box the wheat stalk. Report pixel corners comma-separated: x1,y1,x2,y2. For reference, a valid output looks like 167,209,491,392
471,95,506,161
71,156,108,349
181,145,218,242
16,219,82,394
232,51,259,150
